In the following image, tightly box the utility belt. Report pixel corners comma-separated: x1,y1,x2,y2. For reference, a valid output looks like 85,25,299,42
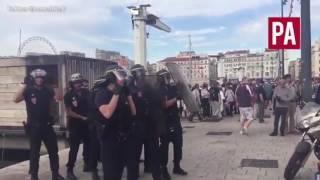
67,118,89,129
24,120,54,128
117,131,130,142
96,121,133,142
23,121,54,136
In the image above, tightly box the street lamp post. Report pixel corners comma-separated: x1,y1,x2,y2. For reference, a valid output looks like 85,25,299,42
280,0,287,77
301,0,312,101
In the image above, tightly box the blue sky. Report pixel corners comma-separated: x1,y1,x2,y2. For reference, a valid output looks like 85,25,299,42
1,0,320,62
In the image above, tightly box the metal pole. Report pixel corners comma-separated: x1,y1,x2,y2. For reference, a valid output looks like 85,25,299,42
188,35,193,84
133,6,148,67
281,0,285,77
261,60,264,80
301,0,312,101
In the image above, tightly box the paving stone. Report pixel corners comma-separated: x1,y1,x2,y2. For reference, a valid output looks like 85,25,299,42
0,115,316,180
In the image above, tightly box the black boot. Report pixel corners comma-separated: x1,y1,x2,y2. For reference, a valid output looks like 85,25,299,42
52,172,65,180
173,162,188,176
173,167,188,175
144,165,152,173
31,175,39,180
269,131,278,136
66,169,77,180
83,164,90,172
161,167,171,180
91,171,100,180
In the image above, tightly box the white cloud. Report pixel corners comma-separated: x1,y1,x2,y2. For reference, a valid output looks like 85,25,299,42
0,0,114,57
108,37,133,44
192,41,217,48
1,0,112,26
238,21,264,35
155,26,225,49
173,26,226,36
107,0,275,18
148,39,168,46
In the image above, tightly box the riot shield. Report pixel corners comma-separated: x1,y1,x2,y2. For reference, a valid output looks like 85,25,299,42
166,63,200,113
141,75,166,136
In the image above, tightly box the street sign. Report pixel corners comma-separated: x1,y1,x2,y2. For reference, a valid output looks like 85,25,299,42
268,17,300,49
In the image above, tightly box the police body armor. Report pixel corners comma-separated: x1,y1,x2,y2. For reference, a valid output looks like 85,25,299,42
141,75,167,137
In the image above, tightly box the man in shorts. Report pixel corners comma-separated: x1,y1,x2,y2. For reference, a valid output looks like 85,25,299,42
236,77,254,135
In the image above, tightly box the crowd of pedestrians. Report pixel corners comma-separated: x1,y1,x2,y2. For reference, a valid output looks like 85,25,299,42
186,74,311,137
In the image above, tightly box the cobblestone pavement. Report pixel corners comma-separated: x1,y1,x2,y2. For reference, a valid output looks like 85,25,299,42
0,114,318,180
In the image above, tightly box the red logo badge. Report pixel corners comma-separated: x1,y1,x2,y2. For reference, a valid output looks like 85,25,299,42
268,17,300,49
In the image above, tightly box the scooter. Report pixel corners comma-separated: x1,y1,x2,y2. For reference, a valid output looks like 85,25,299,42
284,102,320,180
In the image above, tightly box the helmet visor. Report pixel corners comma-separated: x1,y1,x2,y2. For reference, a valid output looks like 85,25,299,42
113,69,130,81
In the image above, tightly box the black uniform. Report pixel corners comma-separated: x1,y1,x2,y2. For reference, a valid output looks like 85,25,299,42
130,85,149,172
64,89,90,170
87,88,101,172
95,88,138,180
160,85,183,168
23,86,60,177
137,77,168,180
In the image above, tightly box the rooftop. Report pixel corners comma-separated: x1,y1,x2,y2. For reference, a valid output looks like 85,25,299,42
224,50,249,55
160,56,208,62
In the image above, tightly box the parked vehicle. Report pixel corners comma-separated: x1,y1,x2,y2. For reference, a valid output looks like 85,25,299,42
284,102,320,180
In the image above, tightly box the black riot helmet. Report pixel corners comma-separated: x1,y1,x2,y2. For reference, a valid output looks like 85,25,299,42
94,64,129,87
30,69,47,79
70,73,84,83
156,69,171,85
69,73,84,89
29,69,47,86
130,64,146,80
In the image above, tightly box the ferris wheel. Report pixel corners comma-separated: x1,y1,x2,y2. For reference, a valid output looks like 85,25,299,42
17,36,57,57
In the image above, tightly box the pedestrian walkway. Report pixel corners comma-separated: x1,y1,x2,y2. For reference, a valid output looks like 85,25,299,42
0,115,317,180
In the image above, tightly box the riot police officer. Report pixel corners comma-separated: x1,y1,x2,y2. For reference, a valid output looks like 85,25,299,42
87,79,105,180
129,65,167,180
157,69,188,180
64,73,90,180
130,64,157,177
14,69,65,180
94,65,138,180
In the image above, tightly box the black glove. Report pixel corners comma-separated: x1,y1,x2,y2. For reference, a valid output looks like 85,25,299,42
23,76,33,85
122,85,131,97
114,84,122,95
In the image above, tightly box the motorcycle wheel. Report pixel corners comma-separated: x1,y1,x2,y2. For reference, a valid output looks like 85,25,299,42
284,142,311,180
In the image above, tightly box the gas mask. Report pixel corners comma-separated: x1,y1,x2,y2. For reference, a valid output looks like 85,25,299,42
113,69,129,82
169,78,176,86
159,72,171,85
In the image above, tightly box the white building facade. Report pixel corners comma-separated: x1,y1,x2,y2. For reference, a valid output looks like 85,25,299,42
312,39,320,77
158,51,217,85
217,49,288,79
